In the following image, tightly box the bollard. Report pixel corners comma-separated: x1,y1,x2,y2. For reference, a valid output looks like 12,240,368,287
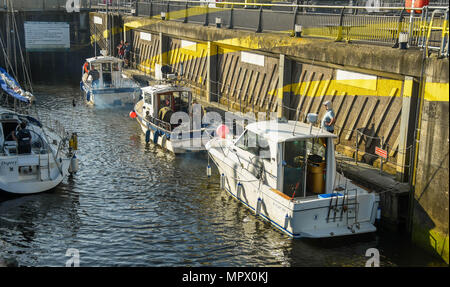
215,17,222,28
295,24,302,37
399,32,409,49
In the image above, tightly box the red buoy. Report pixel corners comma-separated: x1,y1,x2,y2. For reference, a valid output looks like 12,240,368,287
216,124,230,139
129,111,137,119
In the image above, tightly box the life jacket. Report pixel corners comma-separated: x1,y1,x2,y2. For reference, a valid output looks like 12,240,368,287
16,129,31,145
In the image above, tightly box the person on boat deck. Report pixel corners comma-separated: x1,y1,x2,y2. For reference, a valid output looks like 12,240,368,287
117,40,124,59
88,67,100,87
321,100,335,133
124,42,131,67
12,121,32,155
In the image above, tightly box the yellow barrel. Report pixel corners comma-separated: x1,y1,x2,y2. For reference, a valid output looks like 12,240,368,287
307,161,325,194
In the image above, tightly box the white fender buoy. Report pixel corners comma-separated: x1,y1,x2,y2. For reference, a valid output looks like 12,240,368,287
220,173,225,189
256,197,262,215
236,182,242,197
69,154,78,174
206,164,211,177
284,214,290,229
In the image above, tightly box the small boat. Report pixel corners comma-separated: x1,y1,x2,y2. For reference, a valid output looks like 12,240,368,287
205,116,380,238
133,82,215,154
80,56,141,107
0,108,78,195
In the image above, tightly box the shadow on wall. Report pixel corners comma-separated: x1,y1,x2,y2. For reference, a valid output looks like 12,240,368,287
412,201,449,265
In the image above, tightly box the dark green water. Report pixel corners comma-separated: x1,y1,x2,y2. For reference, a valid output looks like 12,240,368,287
0,84,446,267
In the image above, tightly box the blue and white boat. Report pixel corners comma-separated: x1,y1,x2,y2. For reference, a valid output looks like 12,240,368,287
80,56,140,107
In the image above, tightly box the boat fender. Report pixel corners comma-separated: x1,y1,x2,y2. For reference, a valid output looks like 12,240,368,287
69,154,79,173
86,91,90,102
145,130,151,143
153,130,159,144
206,164,211,177
161,134,167,147
236,182,242,197
220,173,225,189
376,207,381,222
256,197,262,215
69,133,78,151
284,214,290,229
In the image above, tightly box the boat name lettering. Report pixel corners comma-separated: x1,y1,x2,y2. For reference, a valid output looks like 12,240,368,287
272,201,287,214
1,159,17,168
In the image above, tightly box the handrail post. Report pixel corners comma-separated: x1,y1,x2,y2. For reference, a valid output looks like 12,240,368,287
291,4,298,37
149,0,152,18
204,3,209,26
227,6,234,29
183,1,188,23
166,0,170,21
408,1,416,46
335,7,345,42
439,8,449,58
393,8,406,48
256,5,263,33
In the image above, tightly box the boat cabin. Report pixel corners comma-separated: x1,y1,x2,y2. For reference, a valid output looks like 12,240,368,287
0,112,46,156
141,85,193,130
233,118,337,198
84,56,124,89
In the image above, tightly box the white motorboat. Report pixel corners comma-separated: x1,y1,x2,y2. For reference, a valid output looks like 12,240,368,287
80,56,141,107
0,108,78,195
206,116,380,238
133,82,215,154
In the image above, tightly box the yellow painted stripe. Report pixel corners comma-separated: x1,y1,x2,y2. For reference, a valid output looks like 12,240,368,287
424,82,449,102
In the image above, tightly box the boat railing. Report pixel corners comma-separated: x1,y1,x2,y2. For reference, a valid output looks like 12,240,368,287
147,114,172,132
38,115,69,141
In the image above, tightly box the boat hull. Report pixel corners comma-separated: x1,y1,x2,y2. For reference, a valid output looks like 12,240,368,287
206,139,379,238
0,157,71,195
81,81,140,107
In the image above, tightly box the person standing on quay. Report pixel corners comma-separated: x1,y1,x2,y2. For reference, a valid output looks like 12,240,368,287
321,100,335,133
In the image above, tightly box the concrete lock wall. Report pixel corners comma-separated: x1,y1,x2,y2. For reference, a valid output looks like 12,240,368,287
411,59,449,264
89,12,449,263
0,10,91,82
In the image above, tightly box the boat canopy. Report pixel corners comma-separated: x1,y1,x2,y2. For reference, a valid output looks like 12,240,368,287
141,84,191,95
85,56,124,64
0,67,34,104
245,120,338,143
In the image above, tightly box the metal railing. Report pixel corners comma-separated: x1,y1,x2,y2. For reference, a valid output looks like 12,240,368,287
104,0,448,56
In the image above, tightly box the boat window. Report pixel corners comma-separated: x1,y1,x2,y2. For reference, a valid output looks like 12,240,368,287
283,138,327,198
102,63,111,73
159,93,172,109
235,130,270,158
173,91,190,113
144,92,152,105
91,63,101,71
